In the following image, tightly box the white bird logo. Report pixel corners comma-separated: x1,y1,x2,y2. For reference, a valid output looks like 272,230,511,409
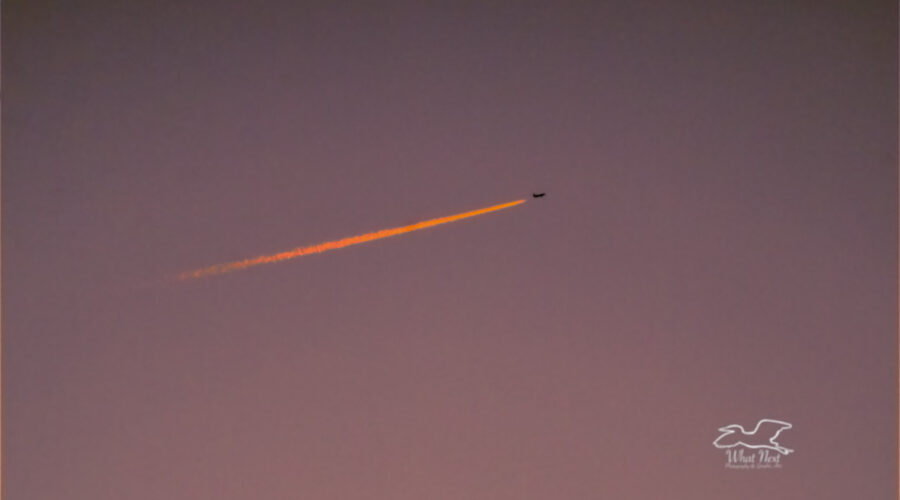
713,419,794,455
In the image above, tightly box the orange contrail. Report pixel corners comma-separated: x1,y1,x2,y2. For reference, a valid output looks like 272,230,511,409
178,199,526,280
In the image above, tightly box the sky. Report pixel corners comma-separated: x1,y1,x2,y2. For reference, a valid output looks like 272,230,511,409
3,1,897,498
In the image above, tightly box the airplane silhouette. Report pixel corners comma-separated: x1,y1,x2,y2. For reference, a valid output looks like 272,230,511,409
532,192,546,198
713,419,794,455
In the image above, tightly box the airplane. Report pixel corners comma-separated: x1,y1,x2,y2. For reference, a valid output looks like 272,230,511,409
532,192,546,198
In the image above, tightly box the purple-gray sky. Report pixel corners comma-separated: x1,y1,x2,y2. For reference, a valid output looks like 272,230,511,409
4,1,897,498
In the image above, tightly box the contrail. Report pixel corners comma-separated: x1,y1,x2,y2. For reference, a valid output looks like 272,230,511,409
178,198,526,280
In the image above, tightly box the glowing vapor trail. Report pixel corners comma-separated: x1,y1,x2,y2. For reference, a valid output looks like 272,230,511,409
178,199,526,280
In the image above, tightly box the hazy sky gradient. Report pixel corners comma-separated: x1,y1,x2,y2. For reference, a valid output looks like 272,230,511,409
4,1,897,498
